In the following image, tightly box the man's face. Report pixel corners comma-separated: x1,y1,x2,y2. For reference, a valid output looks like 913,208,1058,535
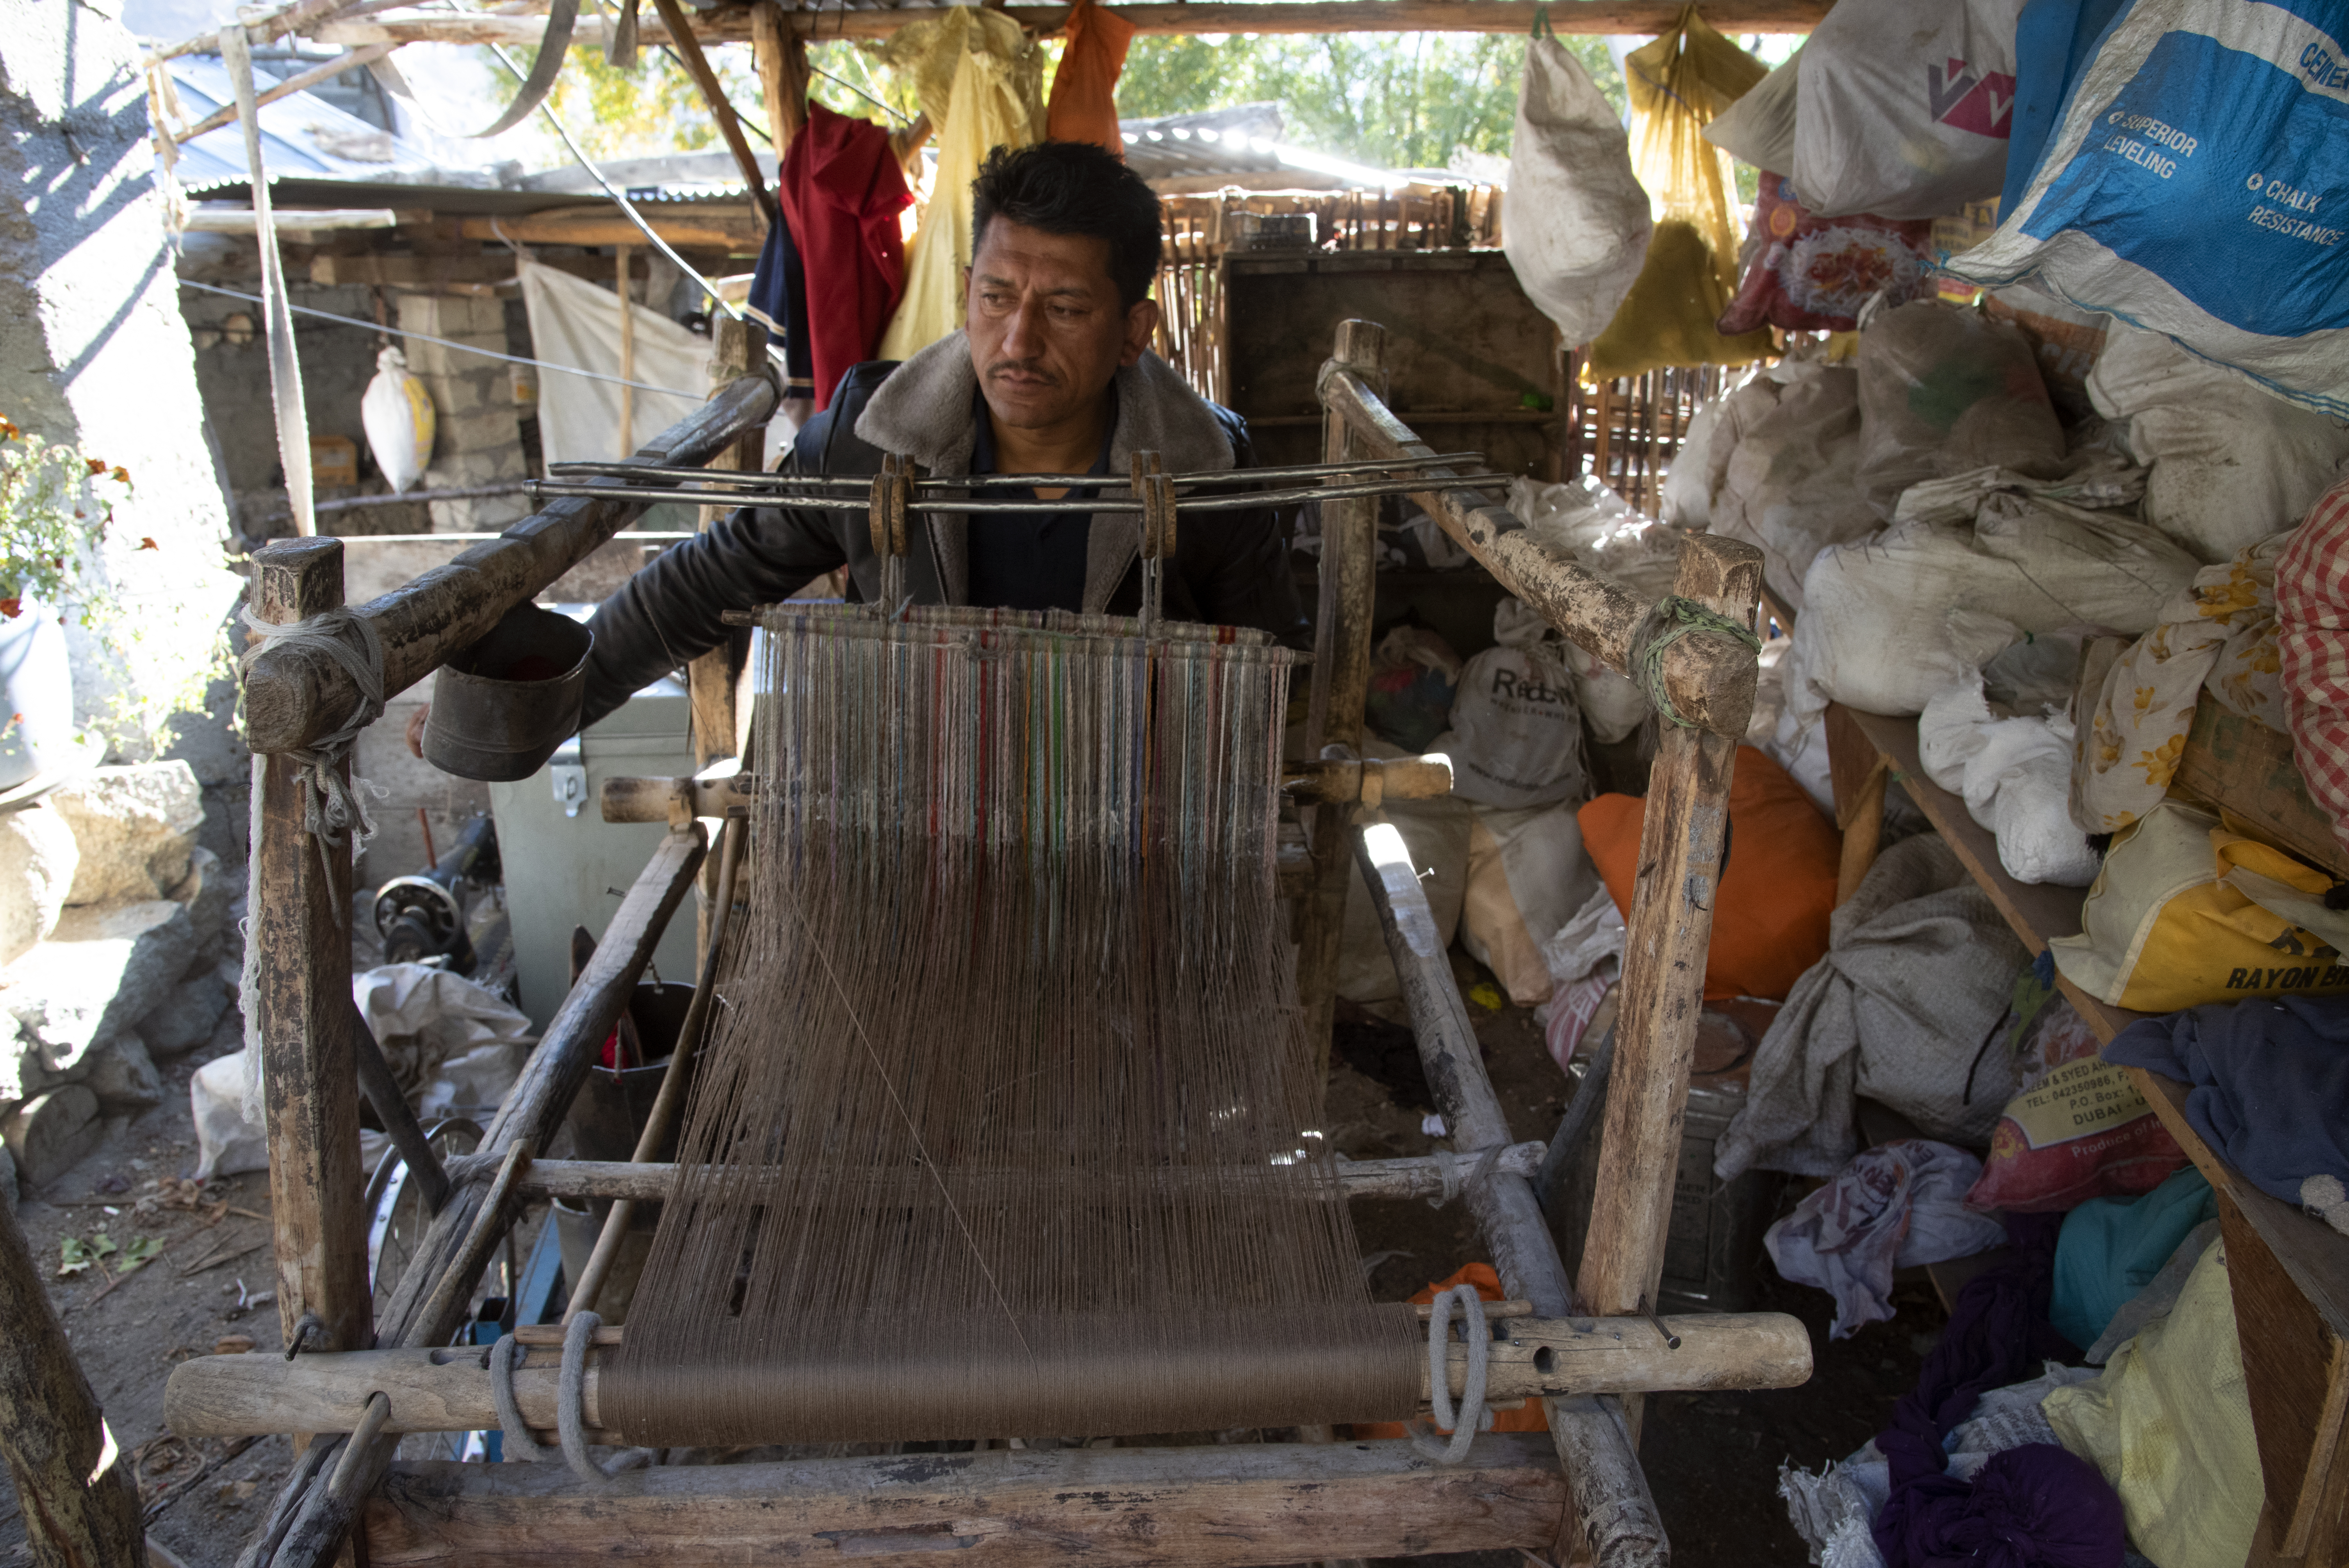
965,219,1160,431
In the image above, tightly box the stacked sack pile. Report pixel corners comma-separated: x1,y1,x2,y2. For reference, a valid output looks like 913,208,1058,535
1528,0,2349,1563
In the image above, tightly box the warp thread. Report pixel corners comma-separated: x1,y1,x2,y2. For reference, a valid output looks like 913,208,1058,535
1407,1283,1491,1465
489,1313,654,1484
1625,595,1762,731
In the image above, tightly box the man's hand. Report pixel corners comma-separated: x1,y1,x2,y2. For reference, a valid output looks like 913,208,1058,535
406,704,429,759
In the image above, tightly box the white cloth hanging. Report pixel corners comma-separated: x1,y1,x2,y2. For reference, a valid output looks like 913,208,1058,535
517,260,708,467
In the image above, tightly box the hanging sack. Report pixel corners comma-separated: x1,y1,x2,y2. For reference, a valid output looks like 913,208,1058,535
1854,303,2067,519
1790,0,2027,220
1587,13,1775,378
1437,598,1589,810
1460,800,1601,1006
1702,44,1801,175
360,345,435,494
1501,33,1653,347
1948,0,2349,419
2050,800,2349,1013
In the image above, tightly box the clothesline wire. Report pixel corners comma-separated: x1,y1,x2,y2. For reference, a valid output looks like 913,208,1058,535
179,278,709,398
807,62,913,127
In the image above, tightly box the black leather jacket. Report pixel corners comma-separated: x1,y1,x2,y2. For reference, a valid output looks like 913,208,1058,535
578,360,1307,729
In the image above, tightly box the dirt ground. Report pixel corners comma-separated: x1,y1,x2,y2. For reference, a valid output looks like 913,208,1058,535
0,944,1940,1568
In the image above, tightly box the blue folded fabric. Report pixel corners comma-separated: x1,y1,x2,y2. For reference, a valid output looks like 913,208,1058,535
2050,1165,2216,1352
2103,995,2349,1206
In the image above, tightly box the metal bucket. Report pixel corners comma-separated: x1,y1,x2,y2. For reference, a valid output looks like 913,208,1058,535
422,603,592,782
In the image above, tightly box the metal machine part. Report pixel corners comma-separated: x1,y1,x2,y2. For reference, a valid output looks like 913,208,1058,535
375,812,501,970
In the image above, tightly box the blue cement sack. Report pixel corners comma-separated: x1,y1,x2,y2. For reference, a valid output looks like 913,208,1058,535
1953,0,2349,417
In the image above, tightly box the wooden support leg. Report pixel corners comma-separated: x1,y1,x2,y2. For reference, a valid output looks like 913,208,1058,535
1573,533,1761,1447
1353,821,1668,1568
250,540,372,1370
0,1192,144,1567
1825,702,1887,908
688,315,765,962
1294,318,1383,1060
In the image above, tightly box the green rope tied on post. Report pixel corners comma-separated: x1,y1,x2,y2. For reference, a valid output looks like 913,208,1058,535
1628,595,1761,730
1530,2,1556,40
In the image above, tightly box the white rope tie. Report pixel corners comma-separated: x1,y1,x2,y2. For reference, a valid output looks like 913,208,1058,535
1430,1142,1511,1209
238,605,387,916
1406,1283,1491,1466
489,1312,653,1485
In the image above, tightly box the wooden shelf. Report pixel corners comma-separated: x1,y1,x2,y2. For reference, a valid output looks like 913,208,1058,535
1832,702,2349,1561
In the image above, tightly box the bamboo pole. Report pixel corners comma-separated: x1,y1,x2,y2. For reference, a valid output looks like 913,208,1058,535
247,539,372,1384
222,25,316,538
616,244,636,456
649,0,772,228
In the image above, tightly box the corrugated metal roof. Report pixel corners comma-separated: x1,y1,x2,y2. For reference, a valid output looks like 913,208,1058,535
168,56,491,194
1120,104,1288,184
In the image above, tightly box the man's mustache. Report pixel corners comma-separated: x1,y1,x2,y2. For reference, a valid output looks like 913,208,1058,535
985,359,1056,382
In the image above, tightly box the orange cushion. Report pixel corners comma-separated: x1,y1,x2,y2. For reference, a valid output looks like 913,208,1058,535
1577,745,1840,1002
1349,1263,1550,1438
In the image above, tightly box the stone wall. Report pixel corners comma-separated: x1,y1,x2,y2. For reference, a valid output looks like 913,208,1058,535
0,0,244,757
395,291,531,534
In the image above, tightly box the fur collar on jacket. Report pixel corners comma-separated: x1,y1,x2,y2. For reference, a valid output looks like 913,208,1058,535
851,330,1236,611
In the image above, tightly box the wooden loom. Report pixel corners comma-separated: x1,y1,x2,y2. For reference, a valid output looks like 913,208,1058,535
194,317,1793,1568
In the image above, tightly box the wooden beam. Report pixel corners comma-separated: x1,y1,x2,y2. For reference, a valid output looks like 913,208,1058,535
166,45,392,144
455,209,761,251
166,1313,1807,1440
315,0,1829,46
750,0,809,147
1573,535,1760,1445
649,0,773,227
1319,368,1756,740
1351,820,1672,1568
310,253,516,288
457,1144,1550,1203
358,1438,1571,1567
185,206,412,233
0,1192,146,1565
249,539,374,1375
1294,317,1384,1081
241,369,777,758
250,828,709,1568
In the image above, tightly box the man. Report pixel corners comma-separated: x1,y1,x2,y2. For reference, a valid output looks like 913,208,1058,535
574,139,1305,730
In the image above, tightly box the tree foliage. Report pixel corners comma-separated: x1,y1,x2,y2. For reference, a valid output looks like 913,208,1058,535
1115,30,1624,171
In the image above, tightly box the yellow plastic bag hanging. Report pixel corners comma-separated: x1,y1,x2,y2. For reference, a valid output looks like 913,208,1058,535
1586,7,1774,379
876,9,1046,361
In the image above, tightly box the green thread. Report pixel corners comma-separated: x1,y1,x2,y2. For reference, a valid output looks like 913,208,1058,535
1631,596,1763,730
1530,3,1556,40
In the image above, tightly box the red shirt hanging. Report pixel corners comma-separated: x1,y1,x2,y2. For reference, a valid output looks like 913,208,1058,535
777,102,913,410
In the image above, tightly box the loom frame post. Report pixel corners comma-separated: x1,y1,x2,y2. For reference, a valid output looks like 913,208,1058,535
1312,322,1768,1564
248,538,375,1395
1294,317,1385,1063
688,315,765,965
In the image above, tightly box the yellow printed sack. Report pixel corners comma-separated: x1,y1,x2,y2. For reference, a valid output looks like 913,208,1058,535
2050,799,2349,1012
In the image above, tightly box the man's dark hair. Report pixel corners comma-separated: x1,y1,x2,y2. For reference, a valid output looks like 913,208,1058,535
970,141,1162,312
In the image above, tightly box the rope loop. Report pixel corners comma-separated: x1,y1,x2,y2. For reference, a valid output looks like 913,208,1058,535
1406,1284,1490,1465
488,1313,655,1484
1625,595,1762,731
1531,2,1556,40
239,604,387,884
1315,355,1391,409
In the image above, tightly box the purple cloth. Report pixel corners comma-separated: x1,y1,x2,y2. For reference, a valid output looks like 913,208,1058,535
1873,1213,2123,1568
1899,1445,2127,1568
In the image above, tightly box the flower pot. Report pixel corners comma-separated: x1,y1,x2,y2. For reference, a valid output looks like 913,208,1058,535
0,600,79,795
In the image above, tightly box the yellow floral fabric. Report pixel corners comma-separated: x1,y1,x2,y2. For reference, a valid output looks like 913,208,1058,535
2073,532,2291,833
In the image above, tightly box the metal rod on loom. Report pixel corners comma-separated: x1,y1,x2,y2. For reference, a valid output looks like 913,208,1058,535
541,452,1488,490
522,472,1514,514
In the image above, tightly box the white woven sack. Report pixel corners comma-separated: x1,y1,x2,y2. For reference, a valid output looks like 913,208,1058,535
1502,37,1654,346
1702,44,1801,176
2089,323,2349,565
1790,0,2027,219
